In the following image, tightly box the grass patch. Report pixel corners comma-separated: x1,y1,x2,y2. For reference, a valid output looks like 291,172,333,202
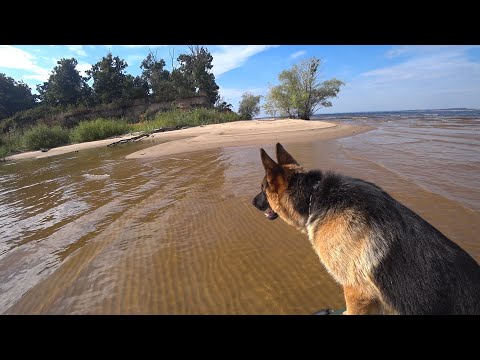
0,131,23,159
70,118,130,143
131,108,241,132
21,124,71,151
1,108,242,160
0,145,9,160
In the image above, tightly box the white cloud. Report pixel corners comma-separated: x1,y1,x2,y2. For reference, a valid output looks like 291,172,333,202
0,46,38,70
76,63,91,77
66,45,87,56
385,45,480,59
23,73,50,82
362,48,480,83
328,46,480,112
289,50,306,59
0,45,50,82
211,45,279,76
40,56,59,65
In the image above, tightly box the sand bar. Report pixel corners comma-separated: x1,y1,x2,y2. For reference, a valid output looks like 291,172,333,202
5,134,141,161
5,119,372,161
126,119,372,159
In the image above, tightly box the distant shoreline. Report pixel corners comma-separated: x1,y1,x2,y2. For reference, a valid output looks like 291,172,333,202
255,108,479,119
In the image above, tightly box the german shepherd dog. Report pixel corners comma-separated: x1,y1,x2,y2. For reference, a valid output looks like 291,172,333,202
252,143,480,315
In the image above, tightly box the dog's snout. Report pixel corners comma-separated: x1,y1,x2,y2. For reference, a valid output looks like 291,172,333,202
252,191,270,211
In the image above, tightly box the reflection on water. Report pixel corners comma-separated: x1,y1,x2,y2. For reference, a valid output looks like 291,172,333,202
1,113,479,314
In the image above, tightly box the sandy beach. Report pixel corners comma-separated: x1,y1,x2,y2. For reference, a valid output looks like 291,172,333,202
126,119,371,159
5,119,372,161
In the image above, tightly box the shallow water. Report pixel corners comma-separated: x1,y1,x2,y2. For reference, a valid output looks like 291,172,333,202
315,110,480,212
1,113,479,314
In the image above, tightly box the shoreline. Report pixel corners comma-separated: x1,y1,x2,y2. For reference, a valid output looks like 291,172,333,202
5,119,373,161
125,119,373,159
5,133,141,161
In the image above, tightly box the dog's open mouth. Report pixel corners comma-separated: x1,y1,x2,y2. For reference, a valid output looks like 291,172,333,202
265,208,278,220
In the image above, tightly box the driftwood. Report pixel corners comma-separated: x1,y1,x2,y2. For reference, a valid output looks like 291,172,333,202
107,125,189,147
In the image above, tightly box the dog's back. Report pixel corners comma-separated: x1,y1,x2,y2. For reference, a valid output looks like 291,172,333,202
370,198,480,314
315,173,480,314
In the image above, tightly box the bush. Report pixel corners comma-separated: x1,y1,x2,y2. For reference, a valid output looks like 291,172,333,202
70,118,130,143
0,130,23,157
5,105,60,130
21,124,71,151
132,108,241,132
0,145,10,161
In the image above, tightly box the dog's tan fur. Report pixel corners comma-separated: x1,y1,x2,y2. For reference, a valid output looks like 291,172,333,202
260,145,394,314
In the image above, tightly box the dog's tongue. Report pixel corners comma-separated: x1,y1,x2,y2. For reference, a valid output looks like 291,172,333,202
265,209,278,220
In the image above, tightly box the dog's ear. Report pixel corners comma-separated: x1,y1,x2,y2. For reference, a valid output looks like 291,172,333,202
260,148,284,186
276,143,299,166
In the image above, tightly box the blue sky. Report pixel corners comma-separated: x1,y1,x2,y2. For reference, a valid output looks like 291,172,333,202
1,45,479,115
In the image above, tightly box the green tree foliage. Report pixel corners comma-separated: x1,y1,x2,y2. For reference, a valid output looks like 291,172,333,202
262,88,278,118
0,74,36,120
0,47,229,138
173,46,220,105
263,57,344,120
86,53,130,104
36,58,91,108
140,52,175,101
124,75,149,100
238,92,262,120
171,68,196,99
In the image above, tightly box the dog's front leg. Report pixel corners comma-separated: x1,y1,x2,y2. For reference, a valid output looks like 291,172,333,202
342,285,379,315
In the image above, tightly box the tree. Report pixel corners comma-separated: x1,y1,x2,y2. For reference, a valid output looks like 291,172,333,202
123,75,149,100
174,46,220,105
0,73,36,119
86,53,129,104
263,57,344,120
36,58,91,108
171,67,196,99
140,52,175,101
263,85,280,118
238,92,262,120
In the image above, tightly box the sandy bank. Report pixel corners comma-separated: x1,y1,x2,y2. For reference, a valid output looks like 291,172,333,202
126,119,372,159
5,134,141,161
5,119,373,162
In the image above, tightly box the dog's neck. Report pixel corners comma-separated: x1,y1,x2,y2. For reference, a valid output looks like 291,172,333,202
308,180,321,219
289,171,323,230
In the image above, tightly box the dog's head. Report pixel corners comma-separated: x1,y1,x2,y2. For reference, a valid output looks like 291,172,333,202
252,143,305,226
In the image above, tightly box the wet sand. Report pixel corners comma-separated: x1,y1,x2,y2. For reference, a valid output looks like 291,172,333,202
1,115,478,314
